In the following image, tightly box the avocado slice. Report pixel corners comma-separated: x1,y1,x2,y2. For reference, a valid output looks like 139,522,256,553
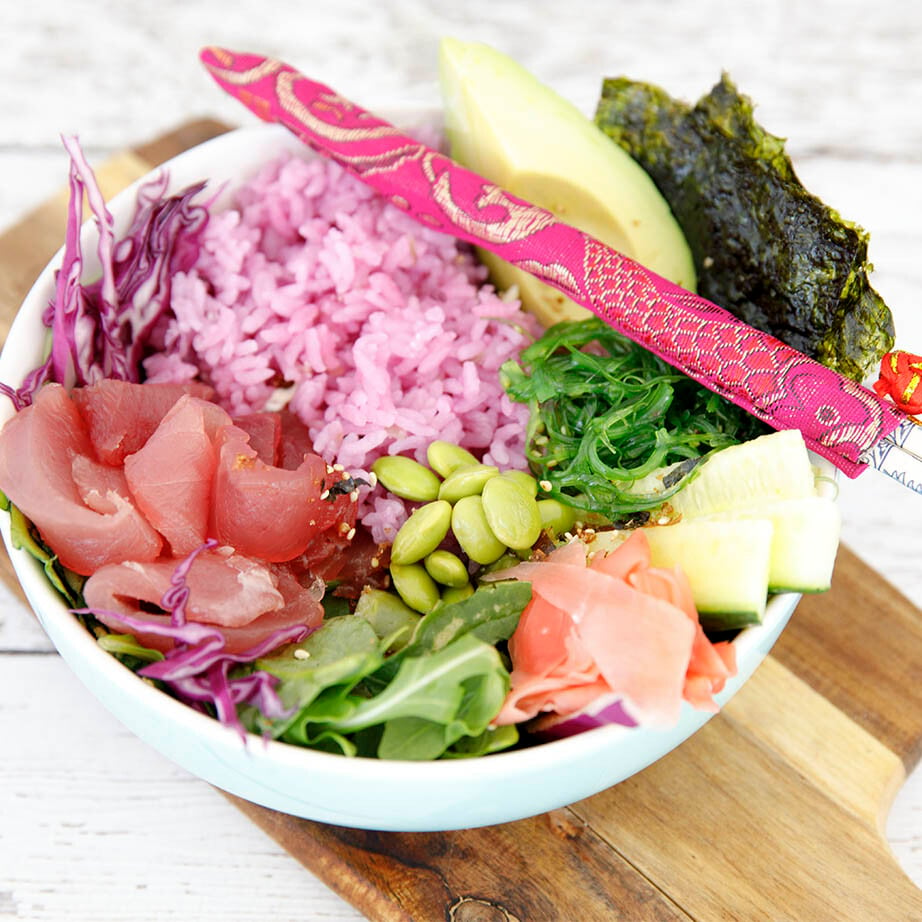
438,38,696,329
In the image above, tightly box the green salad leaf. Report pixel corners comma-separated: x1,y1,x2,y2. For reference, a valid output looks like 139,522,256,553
253,581,530,760
594,72,894,382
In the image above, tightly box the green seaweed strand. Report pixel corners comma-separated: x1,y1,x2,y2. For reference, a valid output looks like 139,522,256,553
500,318,767,519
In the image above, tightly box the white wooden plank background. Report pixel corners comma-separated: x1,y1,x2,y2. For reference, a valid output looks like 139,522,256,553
2,0,921,918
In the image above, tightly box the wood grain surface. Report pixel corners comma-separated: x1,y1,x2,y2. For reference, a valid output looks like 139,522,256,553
1,118,920,922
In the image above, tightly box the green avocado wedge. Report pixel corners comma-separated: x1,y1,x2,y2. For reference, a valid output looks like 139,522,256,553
438,38,696,330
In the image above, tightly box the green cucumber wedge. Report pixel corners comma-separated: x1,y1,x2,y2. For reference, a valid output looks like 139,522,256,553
704,495,841,594
667,428,816,519
589,519,772,630
643,519,773,630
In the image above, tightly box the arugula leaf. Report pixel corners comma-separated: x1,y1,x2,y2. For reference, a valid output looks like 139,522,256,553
363,581,529,695
253,585,527,758
443,723,520,759
325,633,507,732
255,617,386,738
403,580,530,657
97,632,165,666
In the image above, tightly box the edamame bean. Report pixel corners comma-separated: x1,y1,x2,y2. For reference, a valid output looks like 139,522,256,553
426,440,479,478
481,475,542,551
424,549,470,587
501,470,538,497
437,462,499,503
353,588,420,651
389,563,441,613
537,498,579,536
371,455,441,502
390,500,452,565
451,495,507,565
440,582,475,606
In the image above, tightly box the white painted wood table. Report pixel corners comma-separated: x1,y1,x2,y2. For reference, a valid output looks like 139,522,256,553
2,1,921,919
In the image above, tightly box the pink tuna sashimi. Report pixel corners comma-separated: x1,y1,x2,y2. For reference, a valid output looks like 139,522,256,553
83,550,325,654
277,408,315,470
232,412,282,465
0,384,161,574
71,455,134,514
124,395,233,556
72,379,214,465
211,423,355,562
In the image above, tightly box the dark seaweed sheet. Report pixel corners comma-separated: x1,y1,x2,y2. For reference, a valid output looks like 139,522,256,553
594,73,894,382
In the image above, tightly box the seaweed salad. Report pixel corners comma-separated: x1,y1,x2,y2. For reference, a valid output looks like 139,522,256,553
594,73,894,382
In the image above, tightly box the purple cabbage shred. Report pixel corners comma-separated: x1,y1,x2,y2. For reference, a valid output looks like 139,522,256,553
75,542,309,741
1,135,212,408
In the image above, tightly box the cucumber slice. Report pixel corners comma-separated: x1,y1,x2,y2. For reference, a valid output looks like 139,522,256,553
589,520,772,631
668,429,816,519
642,519,772,630
587,431,840,629
705,496,841,593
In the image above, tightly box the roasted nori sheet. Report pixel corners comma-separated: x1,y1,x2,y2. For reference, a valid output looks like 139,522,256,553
594,73,894,382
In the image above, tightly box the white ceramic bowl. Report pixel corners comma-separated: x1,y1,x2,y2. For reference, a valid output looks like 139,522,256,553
0,119,806,832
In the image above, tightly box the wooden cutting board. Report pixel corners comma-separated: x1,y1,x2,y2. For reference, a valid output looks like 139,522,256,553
2,120,921,922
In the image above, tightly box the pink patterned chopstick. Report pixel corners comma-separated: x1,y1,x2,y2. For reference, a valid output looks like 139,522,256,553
199,46,911,481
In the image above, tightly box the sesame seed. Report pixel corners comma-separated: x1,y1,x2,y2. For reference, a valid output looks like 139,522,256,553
350,490,359,502
320,489,330,500
346,527,356,541
539,480,552,492
332,463,345,472
368,472,378,488
293,649,311,660
371,557,380,568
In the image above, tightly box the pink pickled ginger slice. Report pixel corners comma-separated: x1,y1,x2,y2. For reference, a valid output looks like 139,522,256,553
493,531,735,730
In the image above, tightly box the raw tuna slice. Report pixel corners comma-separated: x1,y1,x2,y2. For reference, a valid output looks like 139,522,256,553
277,408,315,470
83,550,325,654
124,395,233,556
73,379,214,465
232,412,281,465
71,455,134,514
211,423,355,562
0,383,161,574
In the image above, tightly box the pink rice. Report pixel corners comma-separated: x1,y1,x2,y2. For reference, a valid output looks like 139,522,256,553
144,152,542,542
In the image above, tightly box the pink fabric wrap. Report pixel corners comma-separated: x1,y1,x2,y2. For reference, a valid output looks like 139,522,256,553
200,47,906,477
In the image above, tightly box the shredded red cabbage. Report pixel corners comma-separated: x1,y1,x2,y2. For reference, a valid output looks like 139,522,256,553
0,136,211,409
74,542,309,740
